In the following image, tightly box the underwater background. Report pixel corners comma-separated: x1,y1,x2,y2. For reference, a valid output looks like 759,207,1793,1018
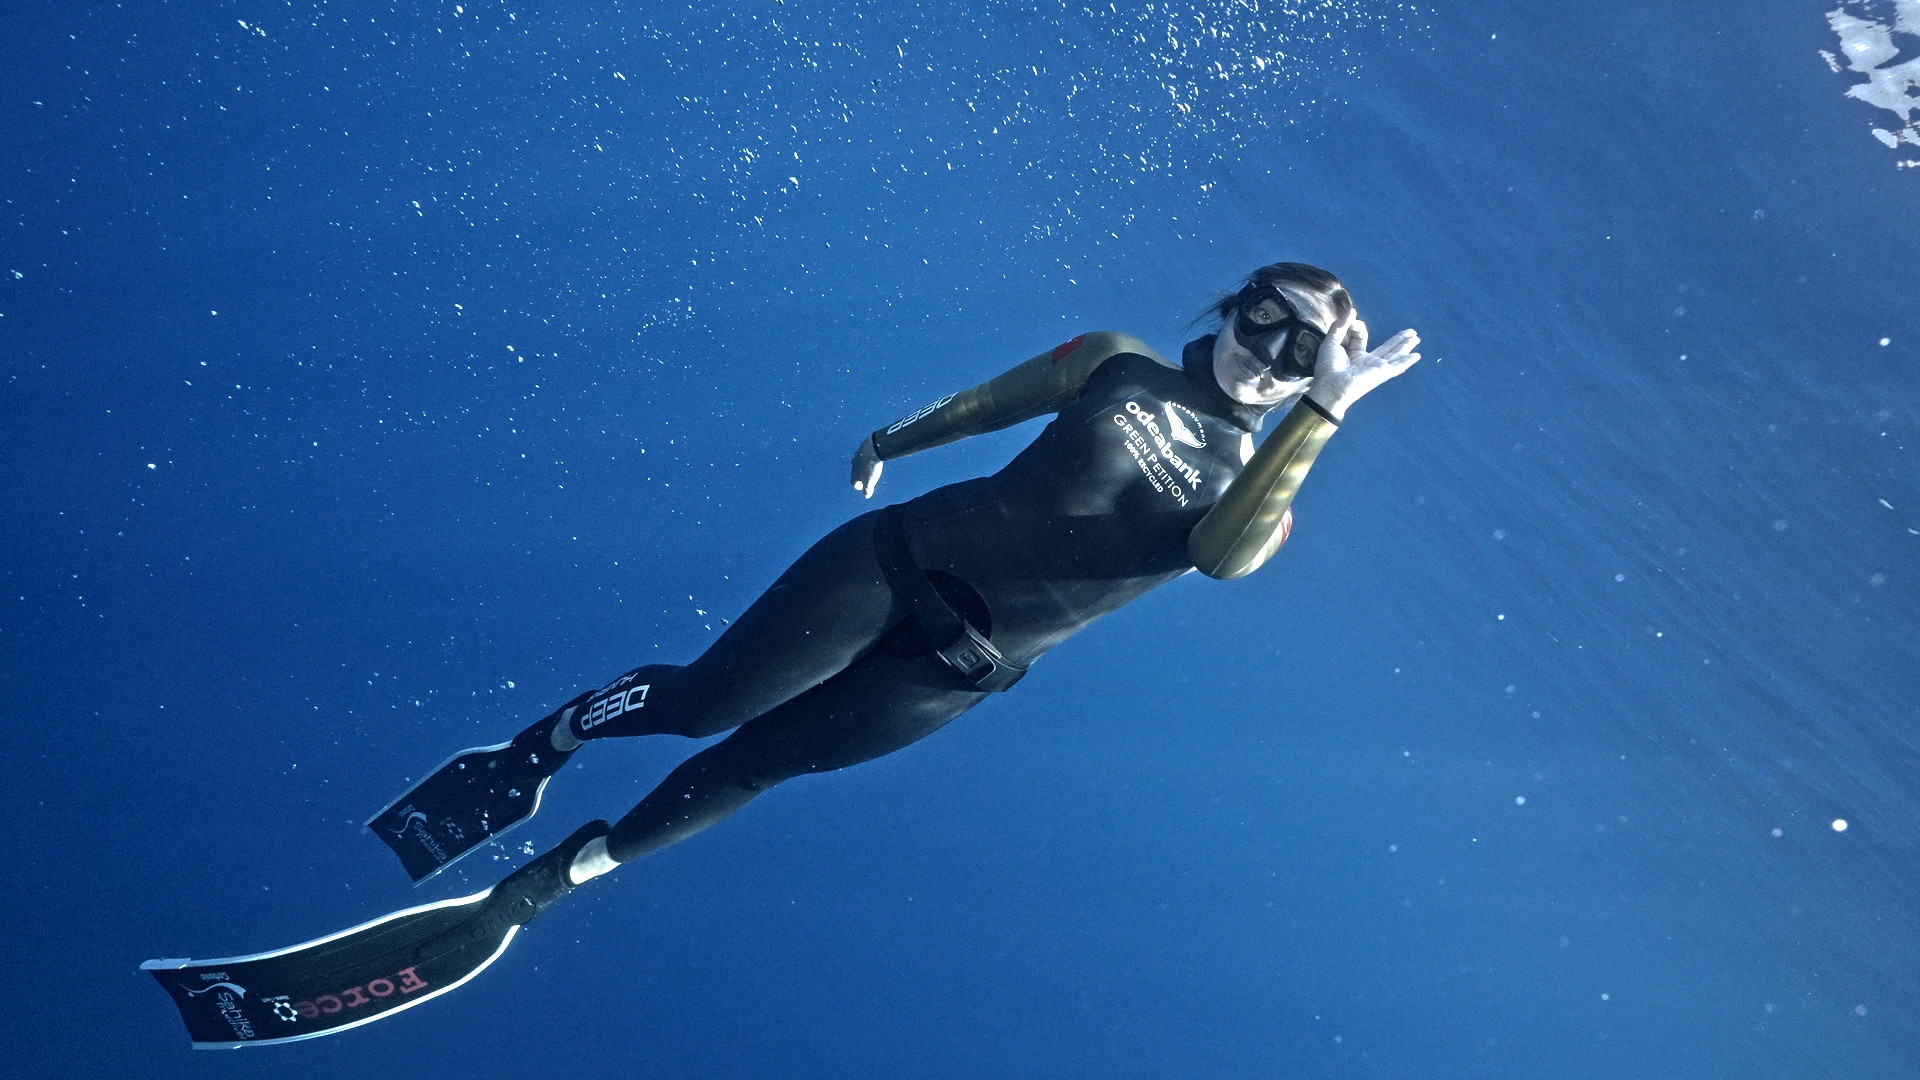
4,0,1917,1076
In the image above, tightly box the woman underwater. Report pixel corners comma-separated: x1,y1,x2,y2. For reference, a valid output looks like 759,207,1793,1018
413,258,1418,907
147,261,1421,1047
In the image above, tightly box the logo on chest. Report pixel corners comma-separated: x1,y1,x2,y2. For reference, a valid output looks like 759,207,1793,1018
1114,398,1207,506
1162,401,1207,448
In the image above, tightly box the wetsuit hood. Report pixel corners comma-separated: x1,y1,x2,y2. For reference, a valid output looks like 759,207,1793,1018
1182,334,1278,433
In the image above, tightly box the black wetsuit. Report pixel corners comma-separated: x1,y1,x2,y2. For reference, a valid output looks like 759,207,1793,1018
576,340,1281,863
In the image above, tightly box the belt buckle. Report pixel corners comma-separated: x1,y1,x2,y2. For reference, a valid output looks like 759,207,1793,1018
938,626,1023,692
940,638,994,684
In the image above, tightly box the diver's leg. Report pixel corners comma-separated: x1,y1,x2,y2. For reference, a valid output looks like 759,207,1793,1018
398,503,899,869
567,508,902,743
602,646,987,863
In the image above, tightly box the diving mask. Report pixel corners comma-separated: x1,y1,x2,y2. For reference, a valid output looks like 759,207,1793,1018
1233,283,1325,381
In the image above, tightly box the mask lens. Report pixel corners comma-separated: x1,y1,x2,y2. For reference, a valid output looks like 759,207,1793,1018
1280,327,1322,379
1238,296,1289,334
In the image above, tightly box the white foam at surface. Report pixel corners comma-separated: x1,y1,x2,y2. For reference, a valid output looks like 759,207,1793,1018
1825,1,1920,162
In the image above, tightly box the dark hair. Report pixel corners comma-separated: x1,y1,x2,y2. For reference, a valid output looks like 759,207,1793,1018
1201,261,1353,326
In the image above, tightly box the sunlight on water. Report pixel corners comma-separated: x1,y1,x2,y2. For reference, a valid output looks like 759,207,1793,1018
1822,0,1920,165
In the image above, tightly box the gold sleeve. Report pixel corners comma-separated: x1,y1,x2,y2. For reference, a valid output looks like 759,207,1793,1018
1187,399,1340,580
869,331,1167,460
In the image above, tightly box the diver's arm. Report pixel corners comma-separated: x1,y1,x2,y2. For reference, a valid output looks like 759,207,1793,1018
1187,400,1340,579
852,331,1166,498
1189,314,1421,578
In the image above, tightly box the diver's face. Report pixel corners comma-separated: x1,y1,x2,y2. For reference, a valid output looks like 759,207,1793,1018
1212,285,1337,406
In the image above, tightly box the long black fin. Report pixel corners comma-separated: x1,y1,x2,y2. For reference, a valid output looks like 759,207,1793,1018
366,719,573,882
142,888,508,1048
144,820,611,1048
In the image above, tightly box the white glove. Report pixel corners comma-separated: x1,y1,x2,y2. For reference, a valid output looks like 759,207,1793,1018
850,433,884,498
1305,311,1421,421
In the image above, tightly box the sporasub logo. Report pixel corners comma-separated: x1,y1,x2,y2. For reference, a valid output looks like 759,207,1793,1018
284,965,430,1021
389,804,450,863
1114,399,1205,506
884,394,957,436
576,671,650,733
183,973,257,1040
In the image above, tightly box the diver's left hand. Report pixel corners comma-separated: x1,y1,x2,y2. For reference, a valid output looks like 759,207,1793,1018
1306,311,1421,421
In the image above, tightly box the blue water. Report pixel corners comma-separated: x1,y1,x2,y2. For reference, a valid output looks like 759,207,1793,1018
4,0,1917,1075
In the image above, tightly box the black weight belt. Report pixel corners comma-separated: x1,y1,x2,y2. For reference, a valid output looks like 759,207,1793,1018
873,507,1026,692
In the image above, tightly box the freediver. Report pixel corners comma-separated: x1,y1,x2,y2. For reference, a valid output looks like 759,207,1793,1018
149,261,1422,1047
394,260,1424,932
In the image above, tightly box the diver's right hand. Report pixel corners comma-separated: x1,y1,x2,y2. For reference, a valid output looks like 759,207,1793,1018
851,433,884,499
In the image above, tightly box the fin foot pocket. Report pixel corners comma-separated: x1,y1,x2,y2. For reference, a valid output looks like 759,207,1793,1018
418,820,611,961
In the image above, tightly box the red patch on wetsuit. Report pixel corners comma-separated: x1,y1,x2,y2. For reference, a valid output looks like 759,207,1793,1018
1050,334,1087,362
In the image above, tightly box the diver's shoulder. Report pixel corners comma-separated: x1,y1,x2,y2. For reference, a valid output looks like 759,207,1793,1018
1055,331,1175,375
1077,330,1173,367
